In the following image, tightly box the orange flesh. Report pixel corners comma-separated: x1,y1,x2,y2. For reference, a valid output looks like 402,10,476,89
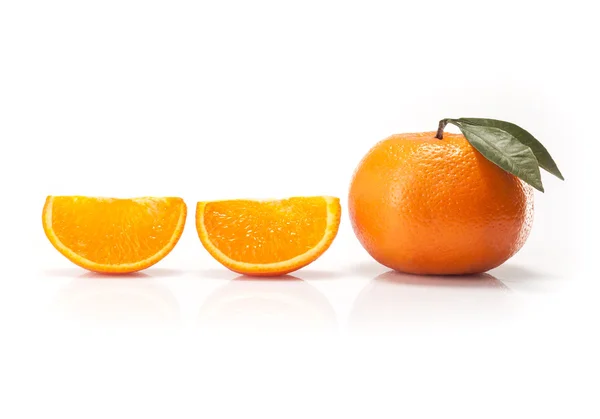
44,196,186,270
203,198,328,264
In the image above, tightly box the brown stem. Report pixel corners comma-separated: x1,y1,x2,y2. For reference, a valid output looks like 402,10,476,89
435,119,448,139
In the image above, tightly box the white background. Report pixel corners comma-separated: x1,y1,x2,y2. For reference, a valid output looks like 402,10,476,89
1,0,599,418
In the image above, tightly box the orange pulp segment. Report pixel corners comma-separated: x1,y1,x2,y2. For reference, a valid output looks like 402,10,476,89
43,196,187,273
196,196,341,276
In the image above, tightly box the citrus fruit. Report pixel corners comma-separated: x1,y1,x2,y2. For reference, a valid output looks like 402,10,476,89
43,196,187,273
348,132,534,275
195,196,341,276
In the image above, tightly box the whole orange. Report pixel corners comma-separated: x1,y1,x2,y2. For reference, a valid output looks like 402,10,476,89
348,131,533,275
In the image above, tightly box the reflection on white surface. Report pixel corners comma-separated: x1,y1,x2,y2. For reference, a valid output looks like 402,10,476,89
198,276,337,334
349,271,515,334
50,273,180,328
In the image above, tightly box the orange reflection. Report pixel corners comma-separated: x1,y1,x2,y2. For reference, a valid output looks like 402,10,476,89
198,276,336,334
349,271,514,335
51,273,180,329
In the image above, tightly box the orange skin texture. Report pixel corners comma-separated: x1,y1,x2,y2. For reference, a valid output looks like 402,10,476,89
348,132,533,275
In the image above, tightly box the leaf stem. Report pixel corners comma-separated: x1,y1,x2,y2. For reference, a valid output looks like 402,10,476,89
435,119,449,139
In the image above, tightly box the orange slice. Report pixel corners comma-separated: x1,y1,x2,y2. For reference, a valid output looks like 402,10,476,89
196,196,341,276
43,196,187,273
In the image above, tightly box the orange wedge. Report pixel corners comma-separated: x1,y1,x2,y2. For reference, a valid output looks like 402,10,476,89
43,196,187,273
196,196,341,276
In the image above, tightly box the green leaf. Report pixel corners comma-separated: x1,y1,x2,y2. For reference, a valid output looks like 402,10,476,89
446,119,545,192
456,118,564,180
